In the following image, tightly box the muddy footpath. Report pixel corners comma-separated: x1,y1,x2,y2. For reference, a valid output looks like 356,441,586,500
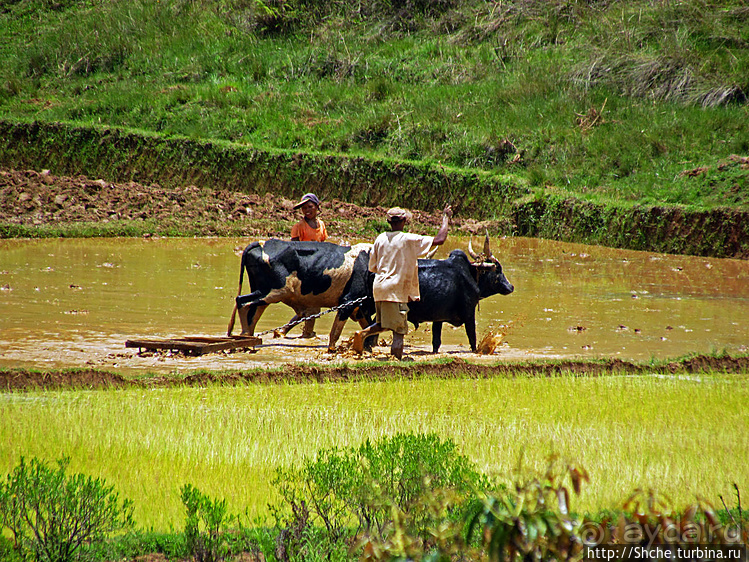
2,355,749,392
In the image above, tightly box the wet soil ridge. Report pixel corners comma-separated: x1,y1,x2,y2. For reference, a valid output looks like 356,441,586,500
514,195,749,260
0,119,520,225
1,355,747,391
0,167,501,238
2,120,749,259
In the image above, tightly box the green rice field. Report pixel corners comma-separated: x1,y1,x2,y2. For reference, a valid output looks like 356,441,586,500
2,371,747,530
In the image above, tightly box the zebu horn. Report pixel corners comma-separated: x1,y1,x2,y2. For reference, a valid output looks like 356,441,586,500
425,246,439,259
467,237,480,260
483,229,493,258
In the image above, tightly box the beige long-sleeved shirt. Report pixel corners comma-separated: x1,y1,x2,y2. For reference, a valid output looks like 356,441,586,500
369,231,433,303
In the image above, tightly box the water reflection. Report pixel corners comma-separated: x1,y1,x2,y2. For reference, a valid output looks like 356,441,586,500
1,236,747,371
497,237,748,358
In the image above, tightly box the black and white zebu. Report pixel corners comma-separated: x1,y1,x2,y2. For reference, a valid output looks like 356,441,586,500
227,239,375,351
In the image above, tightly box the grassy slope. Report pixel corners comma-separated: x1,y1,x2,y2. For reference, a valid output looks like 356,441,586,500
0,0,747,210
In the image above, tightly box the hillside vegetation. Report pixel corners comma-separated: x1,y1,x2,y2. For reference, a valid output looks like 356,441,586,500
0,0,748,248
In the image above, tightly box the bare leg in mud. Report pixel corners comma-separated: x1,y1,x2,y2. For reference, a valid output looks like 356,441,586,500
353,323,405,360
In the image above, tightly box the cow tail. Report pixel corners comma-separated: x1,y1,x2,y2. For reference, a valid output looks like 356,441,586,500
227,247,248,336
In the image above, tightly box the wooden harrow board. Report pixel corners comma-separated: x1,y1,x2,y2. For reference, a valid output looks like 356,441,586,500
125,336,261,355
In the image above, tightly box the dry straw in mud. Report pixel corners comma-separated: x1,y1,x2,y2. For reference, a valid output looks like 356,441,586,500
477,315,524,355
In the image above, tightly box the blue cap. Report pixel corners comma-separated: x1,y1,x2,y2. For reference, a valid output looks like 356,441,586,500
293,193,321,209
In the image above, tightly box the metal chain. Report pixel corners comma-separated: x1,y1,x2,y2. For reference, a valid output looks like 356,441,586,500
255,295,369,337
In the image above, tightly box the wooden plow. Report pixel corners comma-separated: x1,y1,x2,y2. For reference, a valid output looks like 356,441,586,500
125,335,261,356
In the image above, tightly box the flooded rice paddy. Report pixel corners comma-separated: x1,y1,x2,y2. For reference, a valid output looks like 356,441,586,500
1,236,747,372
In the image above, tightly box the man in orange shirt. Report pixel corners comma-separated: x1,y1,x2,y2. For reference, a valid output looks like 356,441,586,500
291,193,328,242
353,204,452,360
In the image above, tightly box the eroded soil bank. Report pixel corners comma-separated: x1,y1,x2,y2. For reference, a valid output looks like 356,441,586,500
2,355,748,391
0,167,501,238
2,119,748,258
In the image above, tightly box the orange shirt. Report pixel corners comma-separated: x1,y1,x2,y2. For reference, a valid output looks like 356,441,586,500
291,218,328,242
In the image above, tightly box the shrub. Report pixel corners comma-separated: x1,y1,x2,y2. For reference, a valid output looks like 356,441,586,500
181,483,230,562
0,456,134,562
359,455,591,561
272,432,492,554
466,456,589,562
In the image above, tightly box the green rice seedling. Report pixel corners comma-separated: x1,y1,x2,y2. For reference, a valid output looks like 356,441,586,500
1,371,747,531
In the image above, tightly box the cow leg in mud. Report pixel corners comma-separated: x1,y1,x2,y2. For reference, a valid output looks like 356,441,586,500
276,312,302,336
236,291,270,336
431,321,444,353
328,310,377,352
277,309,319,338
302,318,316,337
328,316,347,351
465,311,477,352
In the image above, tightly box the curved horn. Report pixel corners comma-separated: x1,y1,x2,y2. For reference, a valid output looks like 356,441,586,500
483,229,493,258
467,237,480,260
425,246,439,259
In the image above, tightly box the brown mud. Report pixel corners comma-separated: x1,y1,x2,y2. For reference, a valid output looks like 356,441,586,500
3,166,749,389
0,167,499,237
2,355,747,392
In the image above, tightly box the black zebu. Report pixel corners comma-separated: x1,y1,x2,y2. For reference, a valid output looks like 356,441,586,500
408,235,514,353
227,239,375,350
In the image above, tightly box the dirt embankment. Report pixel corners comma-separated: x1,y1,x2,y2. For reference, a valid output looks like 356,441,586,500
2,355,747,392
0,167,500,237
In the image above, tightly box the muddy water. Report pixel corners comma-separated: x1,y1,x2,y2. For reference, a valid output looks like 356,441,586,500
1,237,747,372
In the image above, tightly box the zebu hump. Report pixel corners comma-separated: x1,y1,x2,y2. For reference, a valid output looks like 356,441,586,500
322,243,371,298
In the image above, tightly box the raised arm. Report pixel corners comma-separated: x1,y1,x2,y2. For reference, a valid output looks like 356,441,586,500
431,204,453,246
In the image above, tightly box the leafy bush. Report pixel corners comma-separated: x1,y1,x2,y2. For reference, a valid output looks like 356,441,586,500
356,485,480,561
0,456,134,562
357,455,591,561
589,487,748,549
467,456,589,562
272,432,492,555
181,483,230,562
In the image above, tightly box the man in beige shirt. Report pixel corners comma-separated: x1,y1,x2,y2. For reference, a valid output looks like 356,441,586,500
353,204,452,360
